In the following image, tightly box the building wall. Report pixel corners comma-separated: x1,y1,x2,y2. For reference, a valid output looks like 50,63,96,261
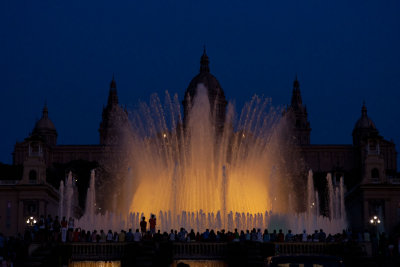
13,143,104,167
0,185,59,236
301,145,355,172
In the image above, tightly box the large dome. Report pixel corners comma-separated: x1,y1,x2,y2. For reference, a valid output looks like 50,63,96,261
183,49,227,130
185,71,225,102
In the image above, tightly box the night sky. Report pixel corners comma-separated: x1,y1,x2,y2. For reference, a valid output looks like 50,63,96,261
1,0,399,166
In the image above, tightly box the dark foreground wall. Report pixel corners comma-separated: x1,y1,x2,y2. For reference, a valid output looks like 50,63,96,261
46,241,371,267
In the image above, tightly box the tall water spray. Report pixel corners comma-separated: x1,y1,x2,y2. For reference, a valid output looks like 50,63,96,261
58,180,64,219
58,171,78,221
74,84,347,233
81,170,96,226
65,171,74,220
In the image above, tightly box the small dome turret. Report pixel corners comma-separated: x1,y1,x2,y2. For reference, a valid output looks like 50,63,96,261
32,104,58,146
352,102,378,146
354,102,377,130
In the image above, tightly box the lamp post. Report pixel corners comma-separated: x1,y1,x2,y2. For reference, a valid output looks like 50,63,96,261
369,215,381,243
369,215,381,226
26,216,37,227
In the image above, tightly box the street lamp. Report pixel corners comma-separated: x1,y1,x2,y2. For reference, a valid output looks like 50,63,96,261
26,216,37,226
369,215,382,244
369,215,381,225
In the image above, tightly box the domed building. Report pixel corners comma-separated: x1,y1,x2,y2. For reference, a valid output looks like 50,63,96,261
0,50,399,236
2,76,127,235
286,79,399,234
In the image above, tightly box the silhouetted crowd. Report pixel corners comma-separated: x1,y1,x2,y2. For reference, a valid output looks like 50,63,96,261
1,214,400,265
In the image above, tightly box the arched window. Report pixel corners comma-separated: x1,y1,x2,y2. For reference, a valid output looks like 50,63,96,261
29,170,37,183
371,168,379,179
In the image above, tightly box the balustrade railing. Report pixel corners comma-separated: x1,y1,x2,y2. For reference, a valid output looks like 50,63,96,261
173,242,227,259
274,242,335,255
69,243,125,260
64,241,361,261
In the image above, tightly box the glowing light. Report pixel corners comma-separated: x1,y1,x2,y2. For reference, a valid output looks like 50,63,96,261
370,215,381,225
26,216,37,226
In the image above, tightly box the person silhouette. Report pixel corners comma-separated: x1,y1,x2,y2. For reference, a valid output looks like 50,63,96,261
140,217,147,236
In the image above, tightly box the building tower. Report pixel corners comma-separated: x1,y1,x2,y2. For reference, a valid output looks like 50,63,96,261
352,102,385,183
13,104,57,167
284,76,311,145
182,48,227,132
17,104,56,183
99,76,129,145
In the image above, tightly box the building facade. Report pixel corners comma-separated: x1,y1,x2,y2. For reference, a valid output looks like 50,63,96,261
1,50,399,236
284,78,399,234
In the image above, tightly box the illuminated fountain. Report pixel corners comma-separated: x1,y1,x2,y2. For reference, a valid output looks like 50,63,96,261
59,171,76,221
73,84,347,234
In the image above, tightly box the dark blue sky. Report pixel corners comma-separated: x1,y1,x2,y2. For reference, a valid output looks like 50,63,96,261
1,0,399,165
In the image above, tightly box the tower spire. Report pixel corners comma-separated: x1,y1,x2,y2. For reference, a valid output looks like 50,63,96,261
110,73,117,89
200,46,210,73
293,74,300,89
291,75,302,108
361,101,367,117
286,75,311,145
42,101,48,118
108,74,118,105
